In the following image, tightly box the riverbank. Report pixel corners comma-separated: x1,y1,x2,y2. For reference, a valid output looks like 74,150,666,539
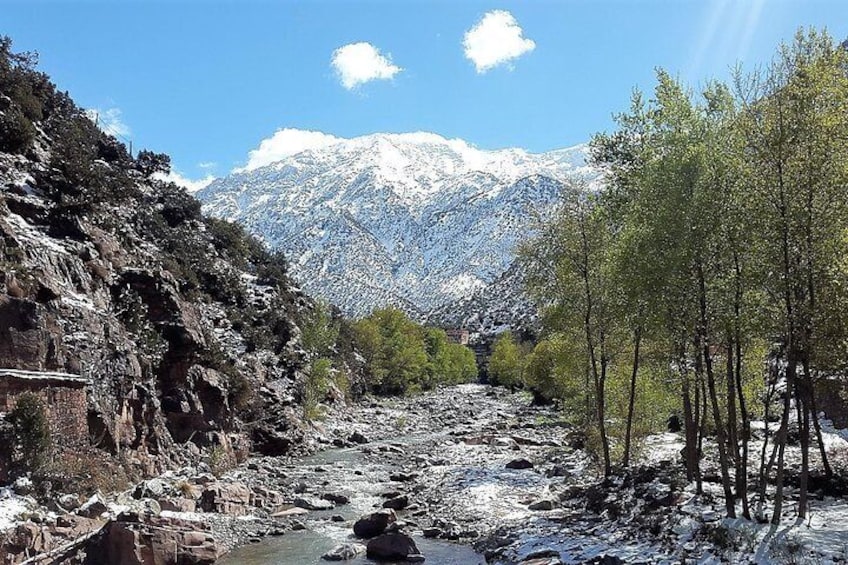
5,383,847,564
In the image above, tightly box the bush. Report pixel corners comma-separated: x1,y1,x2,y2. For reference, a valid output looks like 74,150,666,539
523,335,585,405
303,357,333,420
8,392,50,473
0,106,35,153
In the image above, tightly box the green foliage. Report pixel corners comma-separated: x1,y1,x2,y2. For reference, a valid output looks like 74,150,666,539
424,328,478,387
301,300,340,359
136,150,171,177
204,217,265,270
8,392,51,473
523,334,586,406
0,105,35,153
353,308,428,395
488,331,525,389
303,357,333,420
518,28,848,504
0,36,45,154
351,308,476,395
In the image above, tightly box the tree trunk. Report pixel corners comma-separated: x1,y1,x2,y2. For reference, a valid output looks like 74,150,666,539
682,375,698,483
799,357,832,478
733,330,751,519
772,353,796,525
623,325,642,468
756,371,777,522
731,247,750,518
697,261,736,518
597,356,612,477
726,335,740,469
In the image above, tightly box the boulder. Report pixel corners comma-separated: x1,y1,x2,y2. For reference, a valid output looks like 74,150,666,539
366,532,421,561
422,527,442,538
321,492,350,505
353,509,397,538
272,507,310,517
322,542,367,561
389,471,418,482
382,495,409,510
199,482,251,516
348,431,369,444
505,458,534,470
158,497,197,513
76,494,109,519
294,496,334,511
84,514,220,565
528,499,556,511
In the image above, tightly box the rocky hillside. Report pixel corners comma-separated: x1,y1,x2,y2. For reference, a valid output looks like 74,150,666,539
197,132,592,324
0,40,317,486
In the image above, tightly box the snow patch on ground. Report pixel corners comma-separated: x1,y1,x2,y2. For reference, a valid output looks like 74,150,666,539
0,488,36,531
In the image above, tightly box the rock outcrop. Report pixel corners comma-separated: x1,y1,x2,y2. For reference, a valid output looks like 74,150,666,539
0,41,316,494
82,512,221,565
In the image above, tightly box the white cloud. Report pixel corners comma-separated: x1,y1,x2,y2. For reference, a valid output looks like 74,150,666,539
331,42,402,90
84,107,130,138
153,170,216,194
463,10,536,73
197,161,217,171
237,128,344,172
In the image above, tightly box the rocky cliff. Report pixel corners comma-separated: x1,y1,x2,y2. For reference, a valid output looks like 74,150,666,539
0,40,315,488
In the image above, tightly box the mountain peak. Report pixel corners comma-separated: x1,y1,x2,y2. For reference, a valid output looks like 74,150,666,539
197,132,593,320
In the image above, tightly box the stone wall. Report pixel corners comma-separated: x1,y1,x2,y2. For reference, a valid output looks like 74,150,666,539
0,376,89,447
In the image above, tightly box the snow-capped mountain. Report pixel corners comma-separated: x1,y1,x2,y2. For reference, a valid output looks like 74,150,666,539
197,132,591,322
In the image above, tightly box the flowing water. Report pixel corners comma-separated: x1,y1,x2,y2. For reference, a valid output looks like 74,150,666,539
220,435,487,564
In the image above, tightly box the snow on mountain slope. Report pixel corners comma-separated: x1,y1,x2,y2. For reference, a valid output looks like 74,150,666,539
197,132,591,320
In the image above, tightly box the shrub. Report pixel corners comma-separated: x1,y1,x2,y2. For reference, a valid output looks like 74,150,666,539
768,533,816,565
208,445,232,477
303,357,333,420
0,106,35,154
8,392,50,473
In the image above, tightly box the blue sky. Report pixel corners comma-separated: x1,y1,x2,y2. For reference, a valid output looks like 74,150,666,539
3,1,847,186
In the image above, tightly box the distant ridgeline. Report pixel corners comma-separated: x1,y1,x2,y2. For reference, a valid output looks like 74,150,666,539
197,132,598,334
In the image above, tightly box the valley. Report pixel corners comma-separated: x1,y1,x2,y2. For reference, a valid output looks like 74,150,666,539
1,7,848,565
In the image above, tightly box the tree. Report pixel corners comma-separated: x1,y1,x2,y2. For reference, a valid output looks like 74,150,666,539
488,331,525,390
352,307,428,395
8,392,51,473
136,150,172,177
301,300,340,359
424,328,478,387
736,29,848,522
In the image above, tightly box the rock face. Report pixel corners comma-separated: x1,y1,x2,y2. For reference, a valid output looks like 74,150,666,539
0,49,315,486
83,512,220,565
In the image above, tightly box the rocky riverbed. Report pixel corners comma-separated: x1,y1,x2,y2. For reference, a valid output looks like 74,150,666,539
7,383,847,564
218,383,848,564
